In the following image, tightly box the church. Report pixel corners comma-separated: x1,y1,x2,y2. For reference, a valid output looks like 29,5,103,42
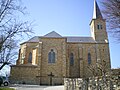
10,0,111,85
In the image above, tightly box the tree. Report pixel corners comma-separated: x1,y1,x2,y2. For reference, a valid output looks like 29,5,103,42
102,0,120,41
0,0,33,70
87,60,111,90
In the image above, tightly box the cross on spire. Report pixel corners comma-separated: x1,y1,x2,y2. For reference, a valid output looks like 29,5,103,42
93,0,103,19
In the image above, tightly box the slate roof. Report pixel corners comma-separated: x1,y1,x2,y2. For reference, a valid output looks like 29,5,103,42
44,31,62,37
26,36,39,42
93,0,103,19
23,31,96,44
66,37,96,43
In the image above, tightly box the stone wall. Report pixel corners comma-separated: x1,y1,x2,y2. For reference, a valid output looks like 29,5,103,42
39,38,66,85
64,76,120,90
67,43,96,78
67,43,110,78
17,42,39,65
10,65,39,84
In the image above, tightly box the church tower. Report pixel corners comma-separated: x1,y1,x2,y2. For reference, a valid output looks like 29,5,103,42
90,0,108,43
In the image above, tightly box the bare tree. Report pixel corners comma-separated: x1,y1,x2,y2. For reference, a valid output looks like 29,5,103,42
0,0,33,70
87,60,111,90
101,0,120,41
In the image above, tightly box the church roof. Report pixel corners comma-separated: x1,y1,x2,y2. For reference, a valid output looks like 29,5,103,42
93,0,103,19
22,31,96,44
66,37,96,43
44,31,62,38
26,36,39,42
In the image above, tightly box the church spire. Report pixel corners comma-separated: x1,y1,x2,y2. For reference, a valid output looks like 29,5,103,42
93,0,103,19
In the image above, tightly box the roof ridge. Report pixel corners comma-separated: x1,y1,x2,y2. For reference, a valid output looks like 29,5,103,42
44,31,62,37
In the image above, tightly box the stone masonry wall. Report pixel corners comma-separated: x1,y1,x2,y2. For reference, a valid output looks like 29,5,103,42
10,65,39,84
39,38,66,85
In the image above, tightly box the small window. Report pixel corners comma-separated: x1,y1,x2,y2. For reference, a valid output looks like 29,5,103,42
88,53,91,64
97,25,100,30
48,49,55,63
28,52,32,63
70,53,74,66
97,24,102,30
100,25,102,29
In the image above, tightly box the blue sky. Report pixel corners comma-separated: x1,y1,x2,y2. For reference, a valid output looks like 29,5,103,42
22,0,119,68
1,0,120,76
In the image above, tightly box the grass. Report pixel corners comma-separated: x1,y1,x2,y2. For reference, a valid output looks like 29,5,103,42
0,88,15,90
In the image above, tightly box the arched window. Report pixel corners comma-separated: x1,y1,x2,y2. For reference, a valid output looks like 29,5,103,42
28,52,32,63
88,53,91,64
70,53,74,66
48,49,55,63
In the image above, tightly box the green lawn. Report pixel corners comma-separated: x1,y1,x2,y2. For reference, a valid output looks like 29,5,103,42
0,88,15,90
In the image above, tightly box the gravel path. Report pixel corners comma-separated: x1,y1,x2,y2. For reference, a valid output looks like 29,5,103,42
44,86,64,90
9,84,64,90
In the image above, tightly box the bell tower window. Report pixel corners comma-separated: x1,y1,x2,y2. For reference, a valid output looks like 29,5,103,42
97,24,102,30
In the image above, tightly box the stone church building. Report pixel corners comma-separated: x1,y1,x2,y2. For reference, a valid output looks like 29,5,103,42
10,0,111,85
